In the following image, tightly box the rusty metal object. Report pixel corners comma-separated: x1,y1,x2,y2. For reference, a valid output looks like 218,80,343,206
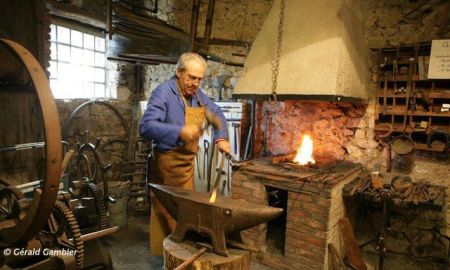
401,181,440,205
41,201,84,269
69,180,109,230
0,38,62,245
390,134,414,155
391,176,412,193
74,134,113,211
427,130,450,153
149,184,283,256
0,186,27,227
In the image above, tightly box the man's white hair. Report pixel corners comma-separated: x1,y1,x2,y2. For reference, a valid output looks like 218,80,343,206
176,52,207,71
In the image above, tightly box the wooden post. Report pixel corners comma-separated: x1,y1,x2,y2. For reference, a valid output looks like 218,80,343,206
163,237,251,270
190,0,200,52
203,0,216,51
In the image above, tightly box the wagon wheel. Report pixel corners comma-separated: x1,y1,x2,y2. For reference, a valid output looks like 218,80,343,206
76,141,112,209
0,39,62,245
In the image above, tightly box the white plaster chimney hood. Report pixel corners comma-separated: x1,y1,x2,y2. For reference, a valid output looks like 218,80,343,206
233,0,370,103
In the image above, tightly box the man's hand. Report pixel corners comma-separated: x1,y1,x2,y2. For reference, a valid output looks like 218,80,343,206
180,124,201,143
216,140,231,154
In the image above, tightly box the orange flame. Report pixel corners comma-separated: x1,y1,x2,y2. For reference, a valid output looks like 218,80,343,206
293,135,315,165
209,189,217,203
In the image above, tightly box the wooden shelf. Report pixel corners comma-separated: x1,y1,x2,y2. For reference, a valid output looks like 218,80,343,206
414,143,446,152
374,123,450,134
385,75,421,81
376,44,450,152
378,89,450,99
379,106,450,117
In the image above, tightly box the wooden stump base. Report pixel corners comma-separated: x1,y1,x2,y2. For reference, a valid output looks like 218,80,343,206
163,237,251,270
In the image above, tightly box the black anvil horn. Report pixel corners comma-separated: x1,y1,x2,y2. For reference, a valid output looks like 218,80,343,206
149,184,283,256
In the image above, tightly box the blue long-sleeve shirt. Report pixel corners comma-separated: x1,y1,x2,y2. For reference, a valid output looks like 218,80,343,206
139,76,228,152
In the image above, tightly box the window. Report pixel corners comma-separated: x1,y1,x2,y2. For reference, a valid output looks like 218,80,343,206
49,24,115,99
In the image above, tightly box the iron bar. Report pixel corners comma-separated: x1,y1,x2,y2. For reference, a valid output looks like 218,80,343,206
0,142,45,153
79,226,119,242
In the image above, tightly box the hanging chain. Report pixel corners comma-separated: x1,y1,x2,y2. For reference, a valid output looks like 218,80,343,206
270,0,286,102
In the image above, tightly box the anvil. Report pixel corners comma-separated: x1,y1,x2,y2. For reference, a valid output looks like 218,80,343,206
149,184,283,256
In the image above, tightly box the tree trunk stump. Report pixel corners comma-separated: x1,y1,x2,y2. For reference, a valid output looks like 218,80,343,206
163,237,251,270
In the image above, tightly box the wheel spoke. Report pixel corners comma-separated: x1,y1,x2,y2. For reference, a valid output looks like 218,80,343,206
0,205,10,215
56,217,67,236
48,213,59,234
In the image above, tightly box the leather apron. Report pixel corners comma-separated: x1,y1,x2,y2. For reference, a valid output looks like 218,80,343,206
149,82,205,256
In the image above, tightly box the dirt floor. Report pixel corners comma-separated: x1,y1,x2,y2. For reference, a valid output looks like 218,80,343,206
103,215,274,270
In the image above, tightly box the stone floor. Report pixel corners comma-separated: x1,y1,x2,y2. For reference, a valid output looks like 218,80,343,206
103,215,275,270
103,215,162,269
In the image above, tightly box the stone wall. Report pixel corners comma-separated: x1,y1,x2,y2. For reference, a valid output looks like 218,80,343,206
56,99,132,180
142,61,242,101
363,0,450,48
254,101,369,161
158,0,272,59
362,0,450,235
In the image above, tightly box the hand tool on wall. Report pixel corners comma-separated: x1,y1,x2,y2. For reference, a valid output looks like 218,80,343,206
403,58,414,131
231,122,240,156
203,140,209,186
382,74,388,114
195,151,202,184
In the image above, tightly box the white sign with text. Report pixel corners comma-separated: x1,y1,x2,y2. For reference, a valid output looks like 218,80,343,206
428,39,450,79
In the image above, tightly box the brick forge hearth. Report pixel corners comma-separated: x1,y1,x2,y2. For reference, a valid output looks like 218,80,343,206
232,158,362,270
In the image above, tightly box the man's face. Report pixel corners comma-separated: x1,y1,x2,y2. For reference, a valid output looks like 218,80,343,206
176,60,205,97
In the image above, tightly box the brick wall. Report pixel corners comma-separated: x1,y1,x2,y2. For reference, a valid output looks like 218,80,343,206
232,163,359,270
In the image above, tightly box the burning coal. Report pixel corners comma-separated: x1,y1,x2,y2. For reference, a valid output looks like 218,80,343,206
293,135,315,165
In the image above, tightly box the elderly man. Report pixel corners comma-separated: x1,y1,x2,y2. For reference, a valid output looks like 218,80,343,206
139,52,231,256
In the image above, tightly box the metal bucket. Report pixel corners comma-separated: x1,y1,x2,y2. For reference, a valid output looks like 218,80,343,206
390,135,414,155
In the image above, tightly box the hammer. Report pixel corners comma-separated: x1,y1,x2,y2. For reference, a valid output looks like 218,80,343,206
204,109,222,131
173,246,208,270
